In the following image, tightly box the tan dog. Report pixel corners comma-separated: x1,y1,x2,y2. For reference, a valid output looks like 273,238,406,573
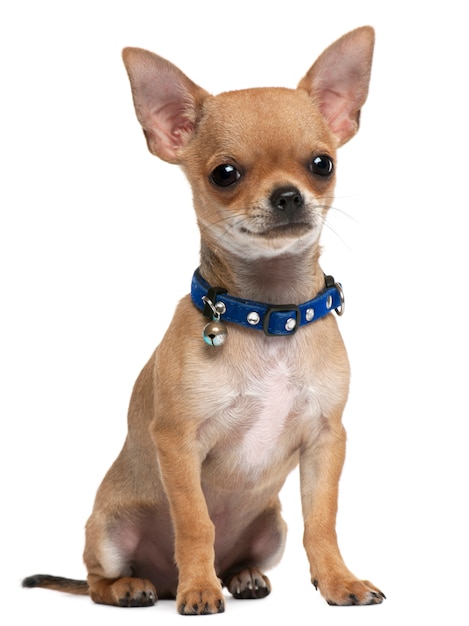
23,26,384,613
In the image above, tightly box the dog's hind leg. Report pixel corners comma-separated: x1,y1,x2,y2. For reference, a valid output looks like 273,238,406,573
83,512,160,607
84,540,157,607
87,574,157,607
220,502,286,600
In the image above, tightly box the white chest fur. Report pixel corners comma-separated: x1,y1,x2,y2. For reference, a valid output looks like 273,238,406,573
200,339,323,474
236,357,297,468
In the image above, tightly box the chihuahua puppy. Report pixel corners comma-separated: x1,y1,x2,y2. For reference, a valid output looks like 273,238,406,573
23,26,384,613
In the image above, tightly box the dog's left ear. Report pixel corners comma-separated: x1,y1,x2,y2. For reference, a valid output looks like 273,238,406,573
298,26,374,146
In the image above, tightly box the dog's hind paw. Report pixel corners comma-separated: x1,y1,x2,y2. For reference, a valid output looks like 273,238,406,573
90,576,157,607
225,568,271,600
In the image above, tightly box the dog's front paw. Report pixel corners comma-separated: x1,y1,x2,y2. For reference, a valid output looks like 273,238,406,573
315,576,385,606
225,568,271,599
177,581,225,615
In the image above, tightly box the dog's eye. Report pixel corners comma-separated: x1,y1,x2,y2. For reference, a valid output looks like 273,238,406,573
310,155,334,177
210,164,242,187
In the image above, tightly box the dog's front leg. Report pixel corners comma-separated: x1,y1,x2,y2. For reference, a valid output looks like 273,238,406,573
151,422,224,615
300,412,384,606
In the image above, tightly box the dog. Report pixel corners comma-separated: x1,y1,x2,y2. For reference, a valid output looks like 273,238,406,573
23,26,384,613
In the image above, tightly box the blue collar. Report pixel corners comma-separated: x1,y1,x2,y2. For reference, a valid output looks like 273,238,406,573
190,268,344,336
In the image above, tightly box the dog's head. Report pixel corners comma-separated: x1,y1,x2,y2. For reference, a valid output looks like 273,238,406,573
122,27,374,261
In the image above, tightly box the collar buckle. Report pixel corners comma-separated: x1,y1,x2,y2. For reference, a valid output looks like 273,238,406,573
263,304,300,336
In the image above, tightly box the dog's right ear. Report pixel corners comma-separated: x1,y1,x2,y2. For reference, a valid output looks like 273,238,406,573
122,48,209,163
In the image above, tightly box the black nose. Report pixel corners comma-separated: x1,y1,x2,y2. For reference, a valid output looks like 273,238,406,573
270,186,304,213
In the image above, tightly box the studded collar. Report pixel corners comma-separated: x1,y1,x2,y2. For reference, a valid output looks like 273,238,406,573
190,268,344,336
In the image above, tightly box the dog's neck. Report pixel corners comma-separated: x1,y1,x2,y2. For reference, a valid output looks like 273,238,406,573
199,241,324,305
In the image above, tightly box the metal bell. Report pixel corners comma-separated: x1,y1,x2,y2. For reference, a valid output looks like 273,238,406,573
202,320,228,347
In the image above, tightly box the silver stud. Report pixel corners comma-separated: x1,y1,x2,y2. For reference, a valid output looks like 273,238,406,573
214,301,226,315
247,311,260,325
285,317,297,332
305,308,315,321
326,295,333,309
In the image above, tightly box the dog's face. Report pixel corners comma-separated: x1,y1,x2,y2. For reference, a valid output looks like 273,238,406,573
122,28,373,265
181,87,338,260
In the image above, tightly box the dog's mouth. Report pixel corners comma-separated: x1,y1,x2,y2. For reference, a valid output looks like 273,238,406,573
241,222,313,239
237,194,320,242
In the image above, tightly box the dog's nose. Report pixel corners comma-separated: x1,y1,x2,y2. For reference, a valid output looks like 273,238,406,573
270,186,304,213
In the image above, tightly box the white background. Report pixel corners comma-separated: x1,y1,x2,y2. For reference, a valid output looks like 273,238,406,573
1,1,468,624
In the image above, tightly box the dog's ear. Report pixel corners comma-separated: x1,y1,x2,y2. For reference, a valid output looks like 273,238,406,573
122,48,209,163
298,26,374,146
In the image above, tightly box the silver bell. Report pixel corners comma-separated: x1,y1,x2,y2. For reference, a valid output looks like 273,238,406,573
202,320,228,347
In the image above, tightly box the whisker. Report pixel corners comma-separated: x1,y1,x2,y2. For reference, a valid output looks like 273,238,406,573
320,217,352,252
327,204,361,226
199,212,250,249
314,204,355,252
198,200,360,254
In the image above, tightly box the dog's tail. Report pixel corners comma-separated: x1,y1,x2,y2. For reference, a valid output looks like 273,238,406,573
22,574,89,595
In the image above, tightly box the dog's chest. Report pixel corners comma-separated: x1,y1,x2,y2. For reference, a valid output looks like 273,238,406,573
201,341,321,473
234,358,297,467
